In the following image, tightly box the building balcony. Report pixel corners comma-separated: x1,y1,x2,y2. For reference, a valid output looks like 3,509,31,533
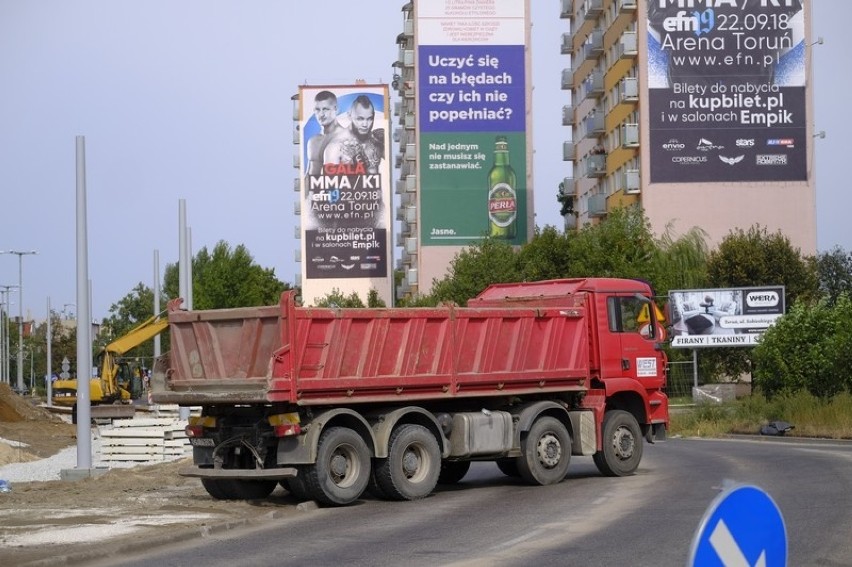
619,0,637,13
561,32,573,54
583,30,603,61
583,113,605,139
293,177,300,192
585,153,606,177
622,123,640,148
583,0,603,20
560,0,574,18
588,193,607,217
580,71,604,100
621,77,639,102
405,174,416,192
622,169,641,194
563,142,576,161
561,68,573,90
562,105,575,126
618,32,638,59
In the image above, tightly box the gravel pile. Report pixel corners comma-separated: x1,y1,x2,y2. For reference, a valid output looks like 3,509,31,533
0,433,143,484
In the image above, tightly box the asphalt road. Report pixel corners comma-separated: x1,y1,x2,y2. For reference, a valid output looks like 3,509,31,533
97,437,852,567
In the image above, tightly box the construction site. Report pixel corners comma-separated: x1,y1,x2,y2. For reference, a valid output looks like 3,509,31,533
0,383,303,566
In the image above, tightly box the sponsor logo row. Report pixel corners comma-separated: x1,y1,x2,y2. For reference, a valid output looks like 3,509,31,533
662,137,796,152
671,154,788,167
311,254,382,271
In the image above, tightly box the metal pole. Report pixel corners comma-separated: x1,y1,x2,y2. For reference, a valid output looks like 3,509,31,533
0,288,6,384
46,297,52,406
75,135,92,469
693,349,699,391
178,203,191,421
1,288,14,384
1,251,38,392
153,250,161,359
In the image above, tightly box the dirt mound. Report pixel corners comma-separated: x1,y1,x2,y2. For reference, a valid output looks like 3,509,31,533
0,441,39,466
0,383,62,423
0,384,77,459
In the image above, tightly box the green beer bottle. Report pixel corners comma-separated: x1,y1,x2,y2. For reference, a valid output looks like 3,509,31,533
487,136,517,239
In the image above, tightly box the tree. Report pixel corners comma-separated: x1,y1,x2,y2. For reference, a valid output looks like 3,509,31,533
650,223,710,295
429,237,521,305
702,225,819,382
706,225,818,308
100,283,167,373
815,246,852,304
163,241,289,309
516,225,572,281
753,295,852,398
565,207,659,282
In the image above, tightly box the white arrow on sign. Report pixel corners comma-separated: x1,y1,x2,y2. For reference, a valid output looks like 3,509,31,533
709,519,767,567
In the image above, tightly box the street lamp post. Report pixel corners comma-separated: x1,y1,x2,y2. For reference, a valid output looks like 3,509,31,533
1,250,38,392
0,285,16,384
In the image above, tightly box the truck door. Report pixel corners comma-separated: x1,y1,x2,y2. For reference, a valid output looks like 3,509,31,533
606,295,666,389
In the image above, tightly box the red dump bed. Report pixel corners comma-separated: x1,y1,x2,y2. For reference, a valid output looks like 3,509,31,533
155,280,603,406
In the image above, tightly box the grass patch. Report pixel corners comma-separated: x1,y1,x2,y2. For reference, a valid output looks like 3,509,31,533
670,391,852,439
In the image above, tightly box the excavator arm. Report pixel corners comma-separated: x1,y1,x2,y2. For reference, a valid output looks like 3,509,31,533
52,298,183,406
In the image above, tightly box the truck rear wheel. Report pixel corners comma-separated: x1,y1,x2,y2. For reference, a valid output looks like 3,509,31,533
201,479,276,500
375,424,440,500
593,410,643,477
282,468,312,501
496,458,520,478
517,416,571,485
438,460,471,484
303,427,371,506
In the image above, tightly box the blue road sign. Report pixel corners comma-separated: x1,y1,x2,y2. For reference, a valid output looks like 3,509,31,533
689,484,787,567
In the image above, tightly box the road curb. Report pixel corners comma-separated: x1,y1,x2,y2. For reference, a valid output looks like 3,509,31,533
23,504,318,567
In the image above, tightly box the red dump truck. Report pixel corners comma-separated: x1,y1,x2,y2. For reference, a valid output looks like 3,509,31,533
151,277,669,506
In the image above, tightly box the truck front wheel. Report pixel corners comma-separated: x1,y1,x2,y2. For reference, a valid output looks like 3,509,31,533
593,410,643,477
517,416,571,485
375,424,440,500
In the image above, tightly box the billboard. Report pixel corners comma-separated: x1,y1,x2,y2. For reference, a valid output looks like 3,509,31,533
299,85,392,305
417,1,528,246
647,1,807,183
669,286,785,348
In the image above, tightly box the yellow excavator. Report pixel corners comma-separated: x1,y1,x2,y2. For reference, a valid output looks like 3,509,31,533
52,305,175,408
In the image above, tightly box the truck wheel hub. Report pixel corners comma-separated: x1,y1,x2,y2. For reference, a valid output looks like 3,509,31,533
612,427,635,460
330,454,348,478
402,449,421,476
536,433,562,468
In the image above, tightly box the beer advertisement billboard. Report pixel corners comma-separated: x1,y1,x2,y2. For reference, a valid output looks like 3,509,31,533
298,85,392,305
669,286,785,348
647,0,808,183
417,1,528,246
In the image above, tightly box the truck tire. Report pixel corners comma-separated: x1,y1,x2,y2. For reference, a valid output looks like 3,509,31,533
375,424,440,500
517,416,571,485
201,478,235,500
593,410,643,477
201,478,276,500
282,468,312,501
496,458,520,478
302,427,371,506
438,460,471,484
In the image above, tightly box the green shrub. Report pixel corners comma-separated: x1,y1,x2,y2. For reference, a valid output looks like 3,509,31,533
753,295,852,399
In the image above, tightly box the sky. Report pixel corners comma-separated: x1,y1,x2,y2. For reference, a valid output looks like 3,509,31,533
0,1,848,323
